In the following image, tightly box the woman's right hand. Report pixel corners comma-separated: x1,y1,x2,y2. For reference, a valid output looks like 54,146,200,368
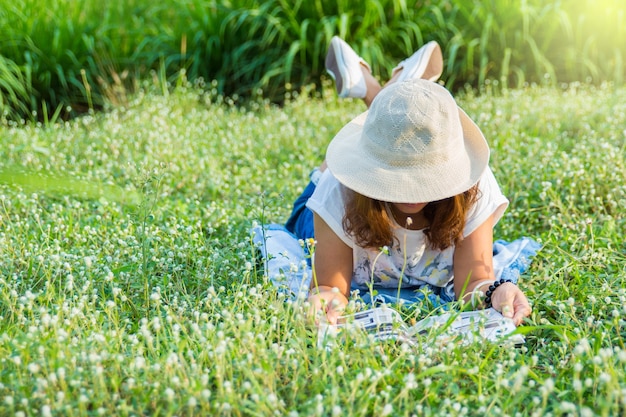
307,287,349,325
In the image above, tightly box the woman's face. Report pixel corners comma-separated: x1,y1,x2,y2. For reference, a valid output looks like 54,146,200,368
391,202,428,214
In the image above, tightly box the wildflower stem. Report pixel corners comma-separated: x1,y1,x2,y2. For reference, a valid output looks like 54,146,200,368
396,232,408,307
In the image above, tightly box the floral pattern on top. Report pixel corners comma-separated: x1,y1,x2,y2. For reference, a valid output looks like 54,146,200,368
351,230,455,290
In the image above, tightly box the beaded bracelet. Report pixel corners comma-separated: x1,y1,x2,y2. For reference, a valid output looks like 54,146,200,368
484,278,514,308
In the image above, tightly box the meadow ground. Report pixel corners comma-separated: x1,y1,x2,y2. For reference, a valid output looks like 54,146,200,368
0,80,624,416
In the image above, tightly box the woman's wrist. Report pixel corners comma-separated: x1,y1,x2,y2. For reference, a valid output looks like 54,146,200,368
484,278,515,308
472,280,495,293
467,279,495,307
309,285,340,295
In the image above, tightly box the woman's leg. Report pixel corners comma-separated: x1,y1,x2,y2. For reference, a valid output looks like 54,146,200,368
284,179,316,240
286,39,442,237
361,67,382,108
336,47,442,109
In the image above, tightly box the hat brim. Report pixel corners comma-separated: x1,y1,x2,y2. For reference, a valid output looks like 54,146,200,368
326,106,490,203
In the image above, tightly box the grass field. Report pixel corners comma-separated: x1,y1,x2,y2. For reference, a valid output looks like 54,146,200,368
0,80,625,416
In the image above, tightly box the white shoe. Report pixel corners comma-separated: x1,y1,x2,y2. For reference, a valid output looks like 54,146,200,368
392,41,443,82
325,36,371,98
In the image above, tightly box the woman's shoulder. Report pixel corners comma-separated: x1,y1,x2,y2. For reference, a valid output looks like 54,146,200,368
311,170,348,200
477,166,501,192
464,166,509,235
306,170,354,247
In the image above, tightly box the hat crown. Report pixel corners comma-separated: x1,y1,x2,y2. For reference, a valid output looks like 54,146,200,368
363,81,462,164
325,78,489,203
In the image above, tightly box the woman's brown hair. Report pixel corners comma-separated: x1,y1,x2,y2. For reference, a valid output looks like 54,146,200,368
342,185,480,251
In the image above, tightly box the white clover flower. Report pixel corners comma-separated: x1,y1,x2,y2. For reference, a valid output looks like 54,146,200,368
164,388,175,401
267,393,278,405
27,363,40,374
580,407,594,417
540,378,555,395
404,373,417,390
574,338,590,355
125,378,136,390
599,373,611,385
133,356,146,370
223,380,232,393
560,401,576,413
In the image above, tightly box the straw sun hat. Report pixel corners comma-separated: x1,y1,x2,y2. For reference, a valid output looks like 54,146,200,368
326,79,490,203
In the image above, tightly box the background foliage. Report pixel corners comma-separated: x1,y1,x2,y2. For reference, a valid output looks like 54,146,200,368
1,0,625,121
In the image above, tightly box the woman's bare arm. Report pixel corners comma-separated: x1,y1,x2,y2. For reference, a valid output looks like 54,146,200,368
307,213,353,323
453,213,531,325
453,214,497,298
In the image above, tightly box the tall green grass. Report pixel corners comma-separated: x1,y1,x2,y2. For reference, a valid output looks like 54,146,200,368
0,0,625,121
0,80,624,416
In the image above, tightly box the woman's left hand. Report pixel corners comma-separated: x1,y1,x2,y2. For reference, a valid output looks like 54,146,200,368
490,282,531,326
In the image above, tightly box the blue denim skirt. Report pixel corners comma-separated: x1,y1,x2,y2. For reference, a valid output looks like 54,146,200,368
284,180,316,241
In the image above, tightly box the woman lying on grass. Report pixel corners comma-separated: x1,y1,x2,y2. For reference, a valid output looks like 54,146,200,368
285,37,532,325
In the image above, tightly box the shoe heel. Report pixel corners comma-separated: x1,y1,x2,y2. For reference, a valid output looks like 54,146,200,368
325,39,344,96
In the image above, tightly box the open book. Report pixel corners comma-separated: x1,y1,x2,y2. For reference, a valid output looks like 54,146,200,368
318,306,525,348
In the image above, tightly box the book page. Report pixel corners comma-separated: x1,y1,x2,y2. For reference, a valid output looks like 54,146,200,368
318,306,524,348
